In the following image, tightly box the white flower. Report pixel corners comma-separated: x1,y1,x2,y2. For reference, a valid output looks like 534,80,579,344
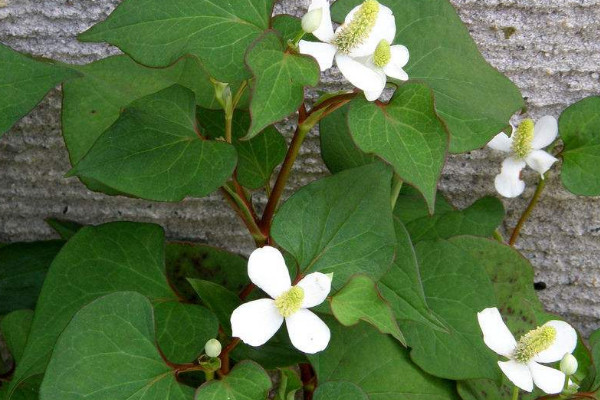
299,0,408,101
478,307,577,394
230,246,332,354
487,116,559,198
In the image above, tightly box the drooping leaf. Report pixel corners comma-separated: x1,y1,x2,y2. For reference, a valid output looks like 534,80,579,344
0,241,64,315
0,44,79,136
401,239,499,381
194,361,271,400
559,96,600,196
79,0,275,82
197,108,287,189
393,186,454,224
246,31,320,138
405,196,505,242
165,242,248,301
308,318,460,399
44,219,83,240
188,279,241,335
40,292,195,400
272,162,396,289
347,83,449,212
69,85,237,201
331,0,524,153
331,275,405,344
154,302,218,364
0,310,34,363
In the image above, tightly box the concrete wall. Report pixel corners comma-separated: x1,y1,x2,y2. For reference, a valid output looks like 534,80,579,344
1,0,599,335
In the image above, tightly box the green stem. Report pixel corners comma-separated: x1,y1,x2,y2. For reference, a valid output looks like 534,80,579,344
512,386,520,400
291,30,306,47
225,113,233,143
509,175,547,246
221,185,267,246
390,174,403,209
204,370,215,381
493,229,504,243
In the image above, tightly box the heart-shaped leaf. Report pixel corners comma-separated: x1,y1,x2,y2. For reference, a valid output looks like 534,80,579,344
194,361,271,400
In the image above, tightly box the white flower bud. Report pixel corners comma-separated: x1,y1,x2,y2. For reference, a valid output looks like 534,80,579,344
560,353,578,376
204,339,222,358
302,8,323,34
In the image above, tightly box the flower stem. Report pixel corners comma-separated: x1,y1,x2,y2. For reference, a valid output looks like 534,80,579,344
512,386,520,400
390,174,403,209
509,175,547,246
220,185,267,246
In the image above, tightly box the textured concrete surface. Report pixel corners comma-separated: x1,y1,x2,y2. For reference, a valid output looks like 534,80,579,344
0,0,599,334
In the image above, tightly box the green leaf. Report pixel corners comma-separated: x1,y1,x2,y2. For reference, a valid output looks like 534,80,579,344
69,85,237,201
313,382,368,400
582,328,600,392
272,15,303,43
331,0,524,153
154,302,218,364
330,275,405,344
197,108,287,189
188,279,241,335
276,368,303,400
0,44,79,136
246,31,320,138
0,310,34,363
40,292,195,400
308,319,460,399
405,196,505,242
7,222,181,399
79,0,275,82
347,83,448,212
272,162,396,289
165,242,249,301
401,239,499,380
0,241,64,315
44,219,83,240
457,378,539,400
393,185,454,224
195,361,271,400
559,96,600,195
319,105,376,174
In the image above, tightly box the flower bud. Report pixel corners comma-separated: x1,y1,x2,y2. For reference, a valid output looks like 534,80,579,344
302,8,323,33
560,353,578,376
204,339,222,358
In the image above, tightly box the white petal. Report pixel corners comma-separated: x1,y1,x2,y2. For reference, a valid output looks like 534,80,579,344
487,132,513,153
528,361,565,394
346,5,396,58
499,360,534,392
285,309,331,354
383,45,409,81
477,307,517,357
299,40,337,71
248,246,291,299
532,116,558,150
231,299,284,347
525,150,557,176
336,53,386,101
495,157,526,198
297,272,332,308
534,320,578,363
308,0,335,43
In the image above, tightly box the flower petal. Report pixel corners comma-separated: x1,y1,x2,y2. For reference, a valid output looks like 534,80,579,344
231,299,284,347
487,132,513,152
347,4,396,58
477,307,517,357
299,40,337,71
285,309,331,353
525,150,558,176
297,272,332,308
534,320,578,363
494,157,526,198
528,361,565,394
383,45,409,81
308,0,335,43
336,53,386,101
499,360,534,392
532,116,558,150
248,246,291,299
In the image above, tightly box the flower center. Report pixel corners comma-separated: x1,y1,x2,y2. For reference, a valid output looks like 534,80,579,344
373,39,391,67
513,325,557,363
334,0,380,54
511,119,535,159
275,286,305,317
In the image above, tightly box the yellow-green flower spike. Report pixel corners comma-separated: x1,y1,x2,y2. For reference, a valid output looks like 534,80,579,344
512,119,535,159
275,286,305,317
334,0,380,54
374,40,391,67
513,325,557,363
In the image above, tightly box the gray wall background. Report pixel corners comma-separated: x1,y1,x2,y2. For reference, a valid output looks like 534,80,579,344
0,0,599,335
